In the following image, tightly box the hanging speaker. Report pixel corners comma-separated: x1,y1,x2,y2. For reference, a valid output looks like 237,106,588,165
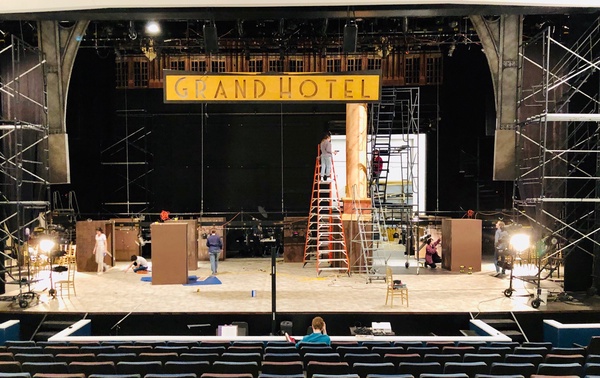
343,22,358,53
203,24,219,54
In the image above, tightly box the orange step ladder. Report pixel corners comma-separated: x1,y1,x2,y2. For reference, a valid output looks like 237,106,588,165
303,145,350,276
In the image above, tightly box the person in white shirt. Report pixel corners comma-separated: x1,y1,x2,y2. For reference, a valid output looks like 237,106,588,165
124,255,149,273
92,227,112,274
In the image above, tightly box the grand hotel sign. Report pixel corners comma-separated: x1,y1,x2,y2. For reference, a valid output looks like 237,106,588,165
164,71,381,103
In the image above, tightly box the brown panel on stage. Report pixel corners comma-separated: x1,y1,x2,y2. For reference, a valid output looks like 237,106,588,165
441,219,482,272
283,217,306,262
75,220,114,272
151,222,189,285
168,219,198,271
111,219,140,261
198,217,226,261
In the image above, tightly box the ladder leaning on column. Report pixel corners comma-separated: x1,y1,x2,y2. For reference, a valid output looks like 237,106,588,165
303,145,350,276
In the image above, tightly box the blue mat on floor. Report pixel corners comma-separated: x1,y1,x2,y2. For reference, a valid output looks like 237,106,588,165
183,275,222,286
141,275,198,283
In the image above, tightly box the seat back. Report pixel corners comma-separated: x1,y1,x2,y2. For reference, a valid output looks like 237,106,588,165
163,361,210,376
68,361,117,375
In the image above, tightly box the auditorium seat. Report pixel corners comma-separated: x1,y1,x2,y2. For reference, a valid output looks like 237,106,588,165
68,361,117,376
420,374,469,378
155,346,190,354
264,342,294,348
0,361,23,373
397,362,442,376
231,342,263,348
393,342,423,349
163,361,211,376
463,353,502,367
117,346,154,354
0,373,30,378
313,375,358,378
305,361,350,378
179,353,220,364
200,342,231,349
100,342,132,347
302,352,341,365
81,346,117,355
442,346,476,356
588,355,600,364
226,347,262,355
116,361,163,375
536,362,582,376
14,355,54,364
474,375,524,378
190,347,226,355
585,362,600,376
426,342,455,349
456,342,486,350
371,347,404,356
5,343,35,348
55,353,96,363
383,353,422,366
423,354,462,366
550,347,586,356
138,353,180,364
21,362,69,375
443,361,488,378
365,375,414,378
361,342,392,349
258,374,303,378
504,353,544,366
32,373,85,378
0,355,15,362
7,349,42,356
489,362,536,377
513,347,548,357
263,347,296,355
96,353,138,364
407,347,441,357
211,361,259,378
298,346,333,356
478,347,512,358
219,352,262,364
489,342,519,350
352,362,395,378
343,353,383,366
144,374,196,378
43,346,79,355
259,360,303,375
166,342,199,348
521,342,552,349
336,346,370,356
262,353,301,363
89,375,141,378
544,353,585,365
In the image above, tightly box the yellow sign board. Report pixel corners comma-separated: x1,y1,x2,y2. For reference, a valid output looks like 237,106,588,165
163,71,381,103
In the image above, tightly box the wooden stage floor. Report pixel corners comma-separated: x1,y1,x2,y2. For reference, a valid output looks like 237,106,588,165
1,252,598,315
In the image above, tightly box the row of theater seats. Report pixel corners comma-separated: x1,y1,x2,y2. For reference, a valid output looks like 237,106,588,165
0,340,596,378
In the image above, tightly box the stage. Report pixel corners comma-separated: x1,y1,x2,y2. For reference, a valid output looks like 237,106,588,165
0,252,596,315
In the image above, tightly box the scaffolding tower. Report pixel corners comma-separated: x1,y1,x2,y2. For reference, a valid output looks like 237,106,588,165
0,35,49,305
515,17,600,295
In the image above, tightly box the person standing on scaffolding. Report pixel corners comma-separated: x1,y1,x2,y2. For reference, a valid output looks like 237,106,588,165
320,132,337,181
370,149,383,192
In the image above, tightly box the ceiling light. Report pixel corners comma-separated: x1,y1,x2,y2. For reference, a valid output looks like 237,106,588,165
145,21,161,36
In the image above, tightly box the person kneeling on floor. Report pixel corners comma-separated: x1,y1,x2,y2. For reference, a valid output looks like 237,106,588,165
424,238,441,268
124,255,149,273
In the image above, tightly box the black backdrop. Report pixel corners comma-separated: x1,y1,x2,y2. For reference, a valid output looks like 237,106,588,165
63,45,506,218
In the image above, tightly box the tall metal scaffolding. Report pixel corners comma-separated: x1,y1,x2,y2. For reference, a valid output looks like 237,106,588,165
0,35,49,288
515,17,600,293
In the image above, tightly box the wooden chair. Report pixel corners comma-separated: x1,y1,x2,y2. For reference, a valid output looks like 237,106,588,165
385,267,408,307
55,257,76,298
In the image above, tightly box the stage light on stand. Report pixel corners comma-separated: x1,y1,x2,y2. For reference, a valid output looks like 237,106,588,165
510,233,530,254
38,238,56,254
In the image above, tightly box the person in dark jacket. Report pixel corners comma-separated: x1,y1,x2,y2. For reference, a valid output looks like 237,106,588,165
207,229,223,275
